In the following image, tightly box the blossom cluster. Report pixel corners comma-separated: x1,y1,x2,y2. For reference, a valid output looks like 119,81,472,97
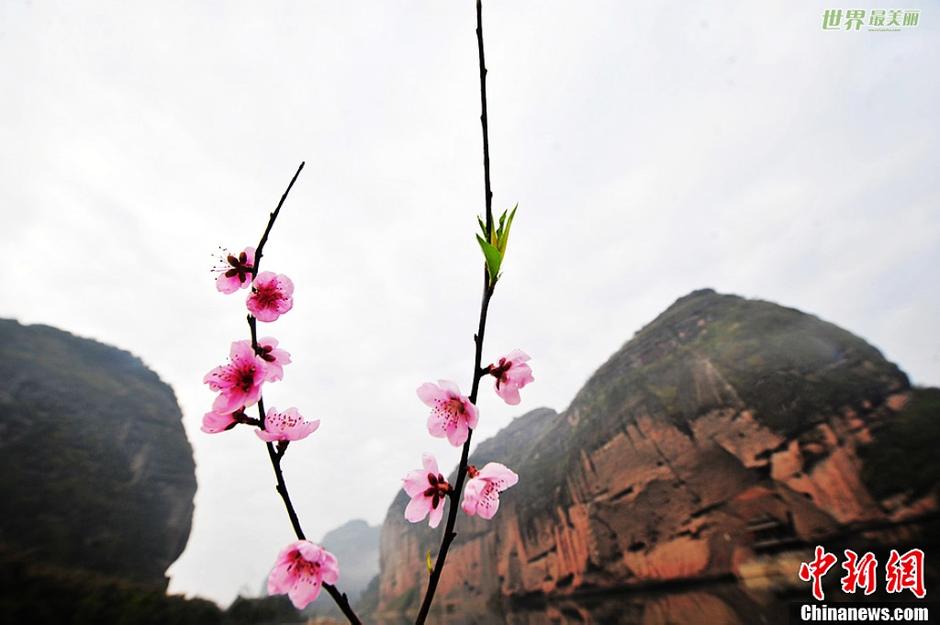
402,349,532,528
203,245,334,609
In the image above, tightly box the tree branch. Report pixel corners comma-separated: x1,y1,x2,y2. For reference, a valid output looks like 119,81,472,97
414,2,496,622
243,162,363,625
251,161,305,279
476,0,494,236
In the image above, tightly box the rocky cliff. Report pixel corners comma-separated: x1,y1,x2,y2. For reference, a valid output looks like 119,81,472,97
376,289,937,615
0,319,196,586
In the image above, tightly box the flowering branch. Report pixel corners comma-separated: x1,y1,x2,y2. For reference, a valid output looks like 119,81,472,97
247,168,362,625
204,5,529,623
411,3,531,623
413,285,493,625
203,163,362,625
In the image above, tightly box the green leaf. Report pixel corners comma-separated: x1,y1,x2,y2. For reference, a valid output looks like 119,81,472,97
477,215,487,238
497,204,517,255
426,550,434,574
476,234,502,283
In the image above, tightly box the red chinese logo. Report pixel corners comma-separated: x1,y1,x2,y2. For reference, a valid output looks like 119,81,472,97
886,548,926,598
798,545,927,600
799,546,838,600
841,549,878,595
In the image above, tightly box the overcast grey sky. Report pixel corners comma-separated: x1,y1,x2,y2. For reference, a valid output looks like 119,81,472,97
1,0,937,607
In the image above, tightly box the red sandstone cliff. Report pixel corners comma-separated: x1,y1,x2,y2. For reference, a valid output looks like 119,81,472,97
375,290,938,616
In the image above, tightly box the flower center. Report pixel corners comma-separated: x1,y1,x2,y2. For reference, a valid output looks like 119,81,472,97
237,366,256,392
431,396,467,429
254,283,282,308
221,251,253,284
489,358,511,388
256,344,276,362
423,472,450,509
287,551,321,577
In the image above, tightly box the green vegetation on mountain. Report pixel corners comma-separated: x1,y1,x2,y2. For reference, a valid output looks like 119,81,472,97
571,289,907,437
0,319,212,623
0,549,222,625
861,387,940,500
0,319,196,584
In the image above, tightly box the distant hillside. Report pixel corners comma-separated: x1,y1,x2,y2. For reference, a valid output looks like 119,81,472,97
0,319,196,584
376,289,938,616
320,519,380,604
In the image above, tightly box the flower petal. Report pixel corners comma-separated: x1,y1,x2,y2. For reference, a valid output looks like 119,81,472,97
212,392,241,414
287,576,321,609
417,382,446,407
446,418,469,447
267,561,291,595
404,495,432,523
421,453,440,476
477,488,500,520
296,541,325,562
255,428,279,443
465,400,480,429
437,379,461,395
320,551,339,585
478,462,519,490
201,410,236,434
495,383,521,405
462,478,485,516
296,419,320,440
277,274,295,297
402,469,429,497
216,273,244,294
427,411,447,438
506,349,530,364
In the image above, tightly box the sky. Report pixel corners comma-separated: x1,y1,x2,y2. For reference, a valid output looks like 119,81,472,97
1,0,938,607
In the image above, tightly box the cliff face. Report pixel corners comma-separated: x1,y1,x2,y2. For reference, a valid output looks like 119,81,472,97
376,290,935,614
0,319,196,586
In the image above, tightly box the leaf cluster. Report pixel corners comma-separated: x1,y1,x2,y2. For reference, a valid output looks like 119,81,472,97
475,204,517,284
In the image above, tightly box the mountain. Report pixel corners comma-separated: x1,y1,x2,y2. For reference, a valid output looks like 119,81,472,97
0,319,196,585
375,289,938,616
320,519,381,604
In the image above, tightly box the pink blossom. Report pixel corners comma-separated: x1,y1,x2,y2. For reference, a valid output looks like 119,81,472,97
267,540,339,609
247,271,294,322
255,407,319,443
203,340,267,414
257,336,291,381
215,247,256,294
402,453,450,528
201,410,237,433
488,350,534,405
417,380,479,446
461,462,518,520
